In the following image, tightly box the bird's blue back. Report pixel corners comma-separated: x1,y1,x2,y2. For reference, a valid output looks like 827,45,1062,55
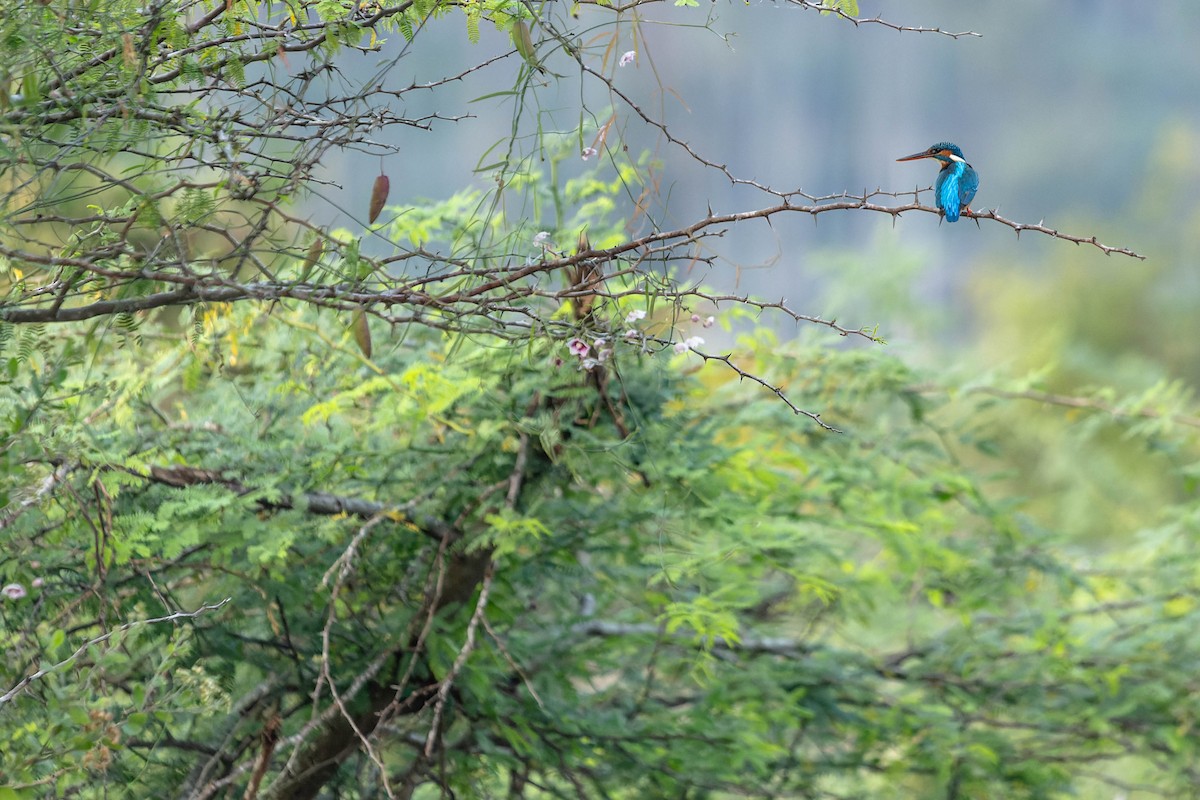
934,160,979,222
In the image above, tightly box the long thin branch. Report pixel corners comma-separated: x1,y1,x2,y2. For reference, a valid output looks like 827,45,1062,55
962,208,1146,259
788,0,982,38
572,620,810,656
316,514,396,799
692,348,840,432
140,465,459,543
966,386,1200,429
0,196,1142,325
423,561,496,757
0,598,231,705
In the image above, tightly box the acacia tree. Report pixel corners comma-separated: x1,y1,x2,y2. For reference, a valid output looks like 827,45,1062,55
2,2,1194,800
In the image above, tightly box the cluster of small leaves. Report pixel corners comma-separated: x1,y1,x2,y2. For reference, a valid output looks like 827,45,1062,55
3,302,1200,798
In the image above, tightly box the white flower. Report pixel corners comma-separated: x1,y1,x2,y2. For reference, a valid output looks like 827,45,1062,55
703,315,715,328
674,335,705,354
625,308,646,323
567,338,590,358
533,231,552,245
624,329,639,339
581,147,598,161
619,50,636,67
2,583,27,600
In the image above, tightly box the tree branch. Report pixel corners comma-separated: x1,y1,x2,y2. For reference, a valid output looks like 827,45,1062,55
142,465,459,543
788,0,982,38
965,386,1200,428
0,599,231,706
0,195,1142,327
572,620,812,657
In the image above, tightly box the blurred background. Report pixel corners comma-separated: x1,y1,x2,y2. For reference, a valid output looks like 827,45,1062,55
311,2,1198,362
304,2,1200,546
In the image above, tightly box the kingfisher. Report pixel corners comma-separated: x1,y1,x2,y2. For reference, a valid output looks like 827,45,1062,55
896,142,979,222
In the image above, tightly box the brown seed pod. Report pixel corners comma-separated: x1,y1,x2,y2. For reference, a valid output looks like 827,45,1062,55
368,174,390,224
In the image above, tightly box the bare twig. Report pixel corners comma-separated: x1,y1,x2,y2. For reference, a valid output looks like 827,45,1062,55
0,599,231,705
0,195,1141,328
424,561,496,757
788,0,982,38
572,619,810,656
955,386,1200,429
964,208,1146,259
316,514,396,799
691,348,841,432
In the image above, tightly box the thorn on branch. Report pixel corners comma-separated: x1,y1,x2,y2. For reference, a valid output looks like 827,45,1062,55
694,348,841,432
790,0,981,38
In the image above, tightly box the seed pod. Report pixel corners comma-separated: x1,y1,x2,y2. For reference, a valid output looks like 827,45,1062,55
513,20,537,69
299,236,323,282
368,174,389,224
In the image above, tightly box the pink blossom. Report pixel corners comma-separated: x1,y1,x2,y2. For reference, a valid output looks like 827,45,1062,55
2,583,27,600
625,309,646,323
31,577,44,589
567,338,590,358
703,315,715,328
673,335,705,354
581,147,598,161
624,329,639,339
691,313,701,323
619,50,636,67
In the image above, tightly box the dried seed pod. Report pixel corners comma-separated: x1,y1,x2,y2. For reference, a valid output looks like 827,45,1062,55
368,174,390,224
299,236,323,282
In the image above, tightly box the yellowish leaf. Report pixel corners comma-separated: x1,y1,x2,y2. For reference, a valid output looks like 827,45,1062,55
513,21,537,68
351,309,372,358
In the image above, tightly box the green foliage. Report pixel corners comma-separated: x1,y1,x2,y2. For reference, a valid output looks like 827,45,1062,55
0,2,1197,800
4,291,1200,797
822,0,859,16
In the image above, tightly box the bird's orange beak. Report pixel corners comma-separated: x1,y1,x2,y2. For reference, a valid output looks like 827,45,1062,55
896,150,935,162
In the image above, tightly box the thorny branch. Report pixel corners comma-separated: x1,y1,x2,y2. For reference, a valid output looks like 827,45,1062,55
0,192,1142,326
0,1,1141,443
788,0,982,38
